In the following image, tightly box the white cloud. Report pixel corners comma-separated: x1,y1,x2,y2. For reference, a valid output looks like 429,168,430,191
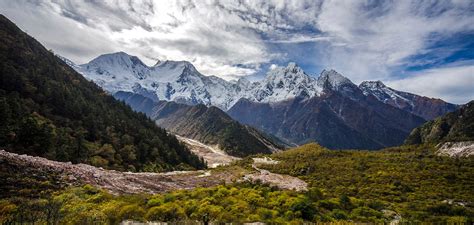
0,1,119,63
316,1,474,82
0,0,472,102
0,0,324,79
386,64,474,104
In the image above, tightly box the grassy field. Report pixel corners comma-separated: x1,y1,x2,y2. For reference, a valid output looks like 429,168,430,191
0,143,473,223
260,143,474,222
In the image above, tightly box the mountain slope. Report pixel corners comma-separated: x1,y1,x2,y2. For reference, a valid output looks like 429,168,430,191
0,15,205,171
405,101,474,145
228,97,383,149
228,71,426,149
359,81,458,120
114,91,284,157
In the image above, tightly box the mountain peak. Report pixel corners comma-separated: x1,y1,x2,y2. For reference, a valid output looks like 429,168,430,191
266,62,308,81
98,51,132,59
152,60,201,81
154,60,196,71
251,62,320,103
153,59,162,67
359,80,458,120
359,80,386,89
317,69,353,90
236,77,251,88
284,62,306,75
88,51,147,68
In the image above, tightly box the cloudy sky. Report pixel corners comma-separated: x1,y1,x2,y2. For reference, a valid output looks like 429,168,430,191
1,0,473,103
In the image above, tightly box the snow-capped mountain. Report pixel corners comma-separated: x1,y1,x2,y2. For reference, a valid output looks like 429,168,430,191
74,52,241,109
59,52,458,150
245,62,322,103
359,81,413,108
67,52,323,110
317,69,353,90
317,69,363,100
62,52,456,118
359,81,458,120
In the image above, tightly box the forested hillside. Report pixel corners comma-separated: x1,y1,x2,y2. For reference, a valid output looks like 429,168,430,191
0,15,205,171
406,101,474,145
115,91,285,157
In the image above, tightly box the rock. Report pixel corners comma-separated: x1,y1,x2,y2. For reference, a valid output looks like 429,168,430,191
437,141,474,157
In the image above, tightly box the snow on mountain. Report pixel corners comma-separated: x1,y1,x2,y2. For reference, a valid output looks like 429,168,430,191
56,55,81,71
248,62,322,102
317,69,363,100
62,51,453,115
73,52,234,109
317,69,353,90
359,81,413,108
67,52,326,110
359,80,458,120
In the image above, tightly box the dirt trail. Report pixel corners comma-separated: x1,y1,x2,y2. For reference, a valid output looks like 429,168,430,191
177,137,308,191
241,157,308,191
176,135,240,168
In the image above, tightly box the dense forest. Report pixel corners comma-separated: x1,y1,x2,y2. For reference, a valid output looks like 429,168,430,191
0,15,205,171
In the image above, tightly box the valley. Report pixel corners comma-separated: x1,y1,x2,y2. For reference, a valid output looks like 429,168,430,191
0,147,308,195
0,6,473,224
2,141,473,223
67,52,458,150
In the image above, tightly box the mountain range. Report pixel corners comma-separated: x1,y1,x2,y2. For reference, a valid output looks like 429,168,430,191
65,54,325,110
0,11,473,224
63,51,458,150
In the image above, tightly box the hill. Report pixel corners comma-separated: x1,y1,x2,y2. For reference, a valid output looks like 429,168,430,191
0,15,205,171
114,91,285,157
405,101,474,145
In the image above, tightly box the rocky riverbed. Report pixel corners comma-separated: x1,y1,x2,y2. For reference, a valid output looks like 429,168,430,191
0,150,307,194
